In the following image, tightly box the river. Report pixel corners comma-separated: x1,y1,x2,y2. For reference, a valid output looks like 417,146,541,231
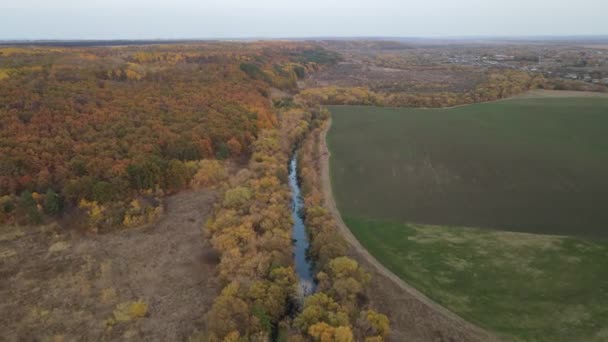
289,153,316,300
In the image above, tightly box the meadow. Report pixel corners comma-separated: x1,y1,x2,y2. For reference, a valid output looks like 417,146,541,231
344,217,608,341
327,96,608,340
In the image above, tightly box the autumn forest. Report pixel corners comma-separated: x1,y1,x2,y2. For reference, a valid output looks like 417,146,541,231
2,39,605,341
0,43,335,228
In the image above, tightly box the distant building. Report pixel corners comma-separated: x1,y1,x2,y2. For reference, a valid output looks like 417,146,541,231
565,73,578,80
494,54,514,61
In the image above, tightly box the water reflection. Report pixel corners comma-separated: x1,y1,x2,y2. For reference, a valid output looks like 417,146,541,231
289,153,316,300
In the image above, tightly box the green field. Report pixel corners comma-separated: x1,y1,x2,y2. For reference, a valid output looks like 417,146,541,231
327,97,608,341
344,217,608,341
328,98,608,237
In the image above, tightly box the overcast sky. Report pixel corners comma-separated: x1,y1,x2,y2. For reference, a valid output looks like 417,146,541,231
1,0,607,39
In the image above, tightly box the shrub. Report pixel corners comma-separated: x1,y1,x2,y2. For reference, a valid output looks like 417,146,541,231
109,300,148,325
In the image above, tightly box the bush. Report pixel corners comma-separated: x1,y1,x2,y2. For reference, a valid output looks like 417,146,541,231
1,195,14,214
109,300,148,324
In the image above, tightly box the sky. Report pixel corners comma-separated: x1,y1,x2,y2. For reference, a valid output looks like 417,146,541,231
1,0,607,40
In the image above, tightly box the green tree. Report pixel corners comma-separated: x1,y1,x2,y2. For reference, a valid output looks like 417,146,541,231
127,157,163,191
20,190,41,224
92,181,114,203
293,65,306,79
163,159,190,191
43,189,61,216
63,176,95,202
216,142,230,160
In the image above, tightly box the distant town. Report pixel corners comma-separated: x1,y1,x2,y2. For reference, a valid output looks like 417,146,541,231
442,45,608,85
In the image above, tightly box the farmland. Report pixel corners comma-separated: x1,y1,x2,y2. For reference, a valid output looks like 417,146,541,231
328,97,608,237
327,95,608,340
343,217,608,341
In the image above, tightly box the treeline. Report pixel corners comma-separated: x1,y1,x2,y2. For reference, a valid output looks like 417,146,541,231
299,69,545,108
200,107,312,340
198,102,390,341
0,43,336,227
294,109,390,341
544,78,608,93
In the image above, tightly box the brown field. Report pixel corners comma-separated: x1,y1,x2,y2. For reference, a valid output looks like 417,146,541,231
0,190,218,341
303,62,486,93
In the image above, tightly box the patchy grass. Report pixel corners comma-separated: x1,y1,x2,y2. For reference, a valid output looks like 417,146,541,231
0,69,9,81
100,288,118,304
0,227,25,242
48,241,70,253
0,248,17,259
344,216,608,341
109,300,149,324
1,190,218,341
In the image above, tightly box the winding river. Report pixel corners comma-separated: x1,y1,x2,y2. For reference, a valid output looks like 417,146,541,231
289,153,316,299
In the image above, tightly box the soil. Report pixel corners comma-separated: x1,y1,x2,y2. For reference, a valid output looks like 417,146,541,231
318,119,498,342
0,190,219,342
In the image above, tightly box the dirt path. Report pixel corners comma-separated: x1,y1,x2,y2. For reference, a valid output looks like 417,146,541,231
319,119,498,342
0,190,219,341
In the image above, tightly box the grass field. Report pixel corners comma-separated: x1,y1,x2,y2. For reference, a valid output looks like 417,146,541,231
344,217,608,341
327,96,608,341
328,98,608,237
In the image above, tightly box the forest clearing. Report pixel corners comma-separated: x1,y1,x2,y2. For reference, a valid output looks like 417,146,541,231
0,190,219,341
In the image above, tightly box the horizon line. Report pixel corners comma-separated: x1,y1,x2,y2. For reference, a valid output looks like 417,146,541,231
2,34,608,42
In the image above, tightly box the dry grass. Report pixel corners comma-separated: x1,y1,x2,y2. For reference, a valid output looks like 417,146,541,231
0,190,219,341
